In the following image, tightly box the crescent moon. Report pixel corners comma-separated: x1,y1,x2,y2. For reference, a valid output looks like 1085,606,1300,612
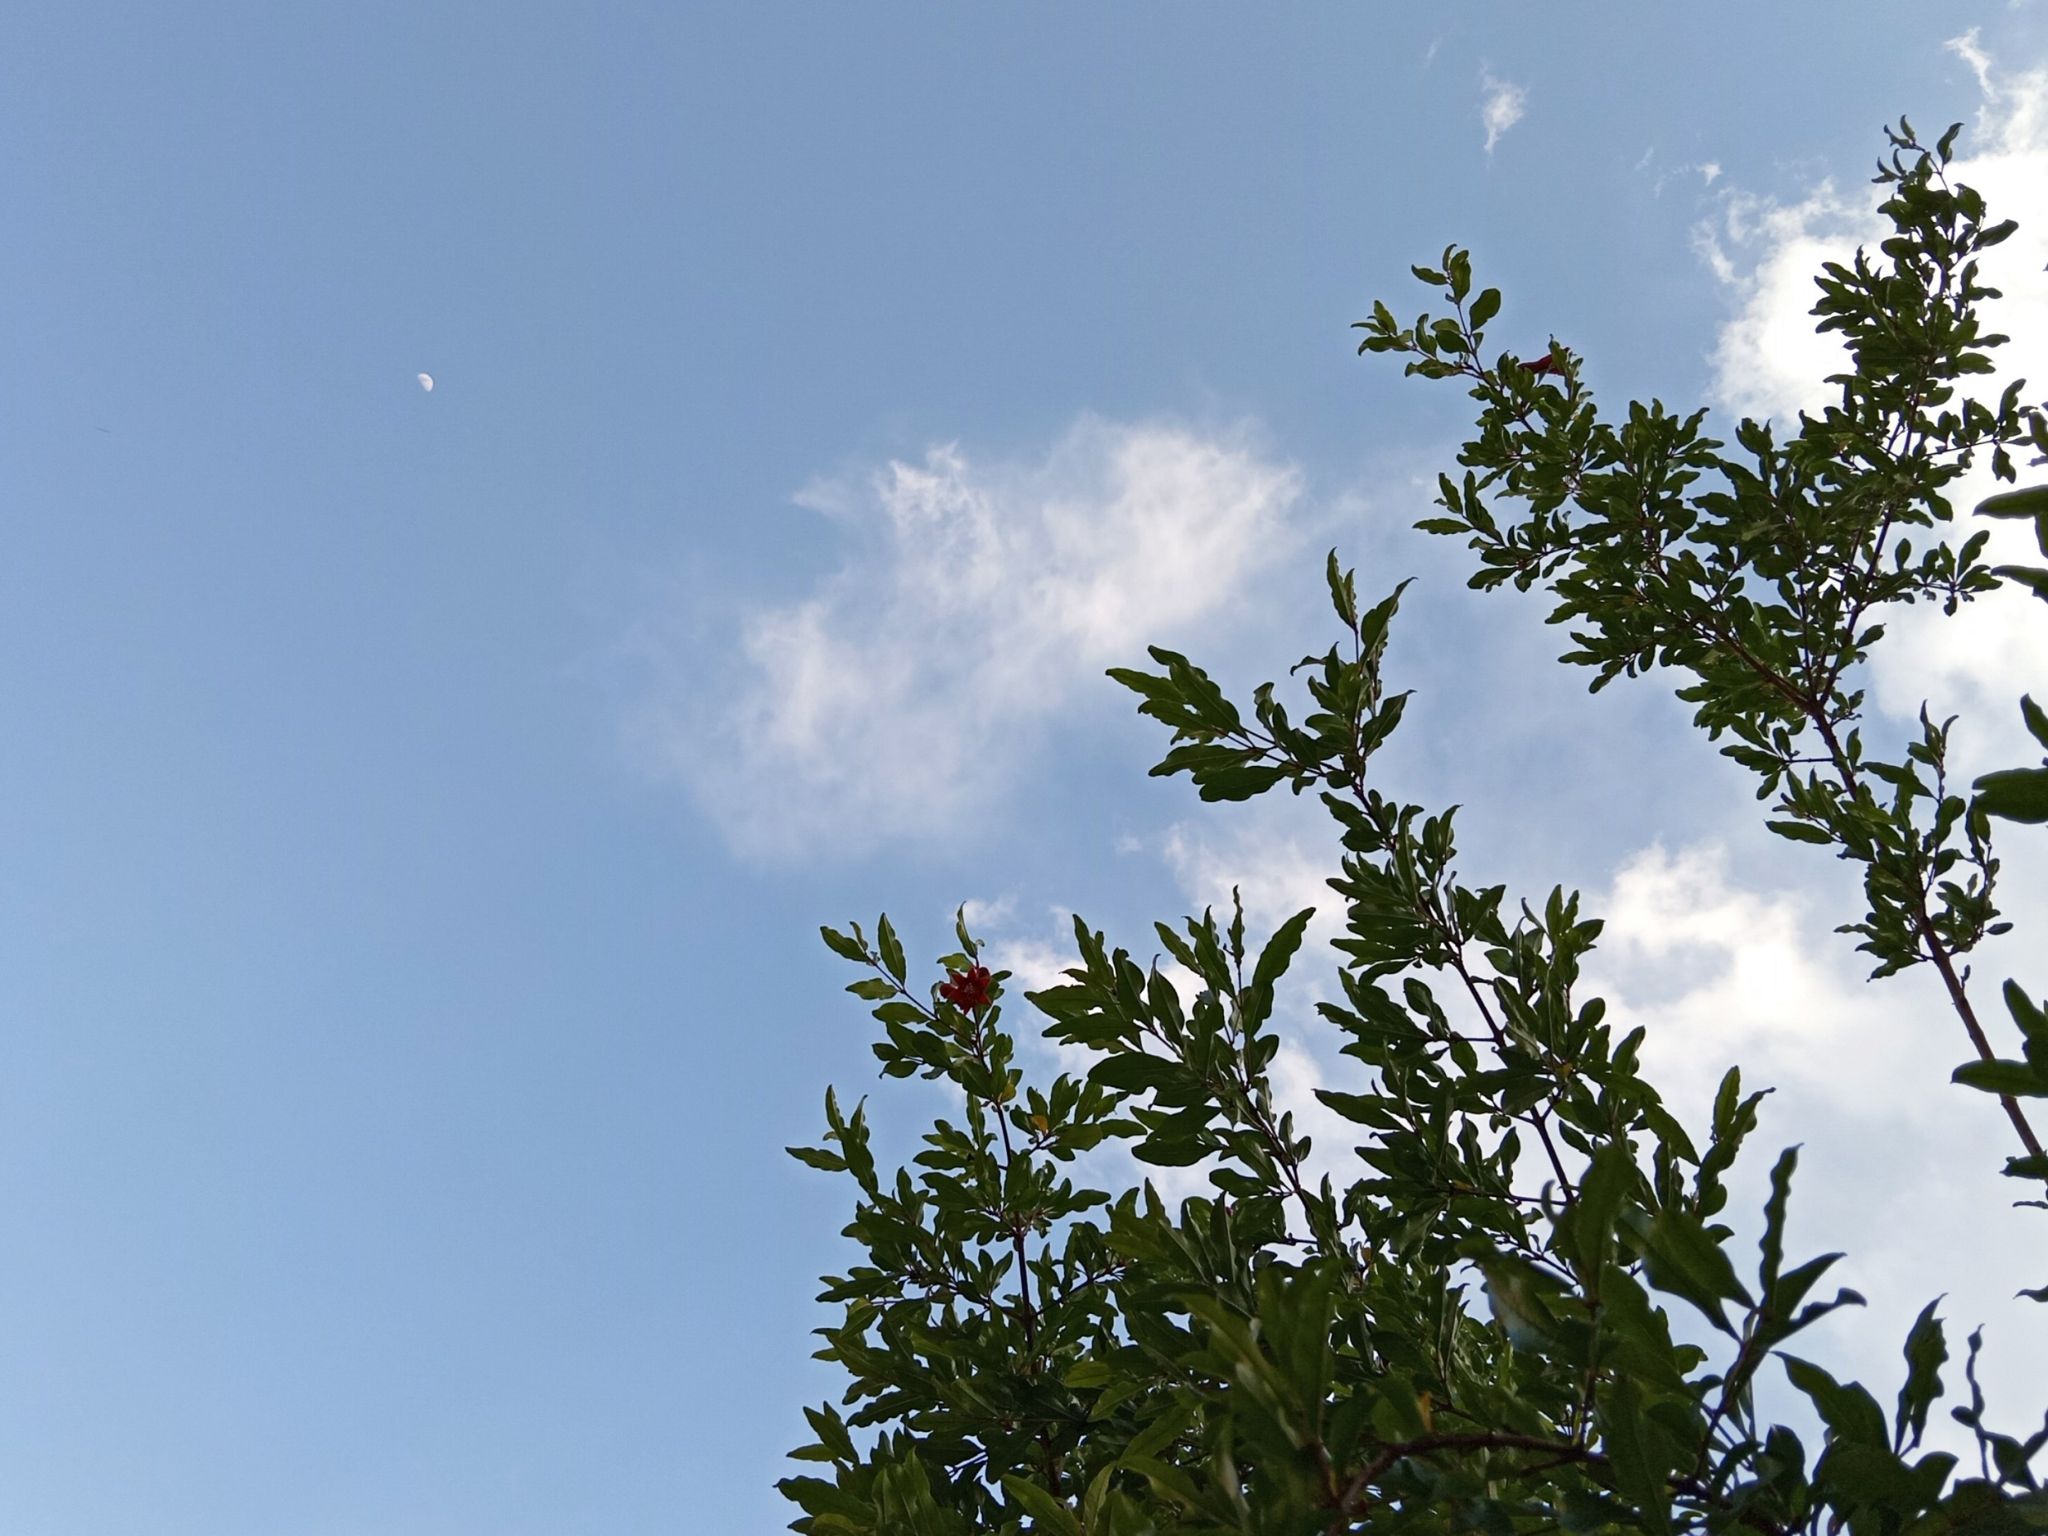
417,373,435,393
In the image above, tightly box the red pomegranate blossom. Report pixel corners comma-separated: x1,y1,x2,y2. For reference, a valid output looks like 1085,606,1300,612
939,965,992,1012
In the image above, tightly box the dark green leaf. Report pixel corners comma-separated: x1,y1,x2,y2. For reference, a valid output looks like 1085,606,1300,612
1975,768,2048,825
1953,1059,2048,1097
1251,907,1317,995
1767,819,1836,846
1976,485,2048,520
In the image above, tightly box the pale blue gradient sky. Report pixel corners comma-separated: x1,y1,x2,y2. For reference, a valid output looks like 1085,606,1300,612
2,6,2043,1531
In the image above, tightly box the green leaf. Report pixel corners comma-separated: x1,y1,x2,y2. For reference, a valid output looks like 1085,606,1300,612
1633,1206,1752,1334
1062,1358,1114,1390
1121,1398,1195,1463
1597,1375,1673,1535
1953,1058,2048,1097
1976,484,2048,520
1194,764,1288,803
1995,564,2048,600
1759,1145,1797,1301
1894,1298,1947,1452
1089,1053,1182,1093
1975,768,2048,825
876,914,907,982
2023,695,2048,751
820,925,868,963
1002,1475,1083,1535
2007,980,2048,1046
1782,1354,1889,1450
802,1404,857,1464
1251,907,1317,995
1767,819,1836,845
1557,1143,1633,1275
786,1145,847,1172
1324,550,1359,627
1945,1488,2048,1533
1133,1135,1210,1167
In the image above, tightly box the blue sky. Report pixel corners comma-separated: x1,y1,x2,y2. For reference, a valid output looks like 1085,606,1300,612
4,6,2047,1531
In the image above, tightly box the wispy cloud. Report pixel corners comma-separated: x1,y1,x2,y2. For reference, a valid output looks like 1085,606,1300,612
1637,149,1728,198
1480,71,1527,155
644,417,1301,859
1691,176,1873,421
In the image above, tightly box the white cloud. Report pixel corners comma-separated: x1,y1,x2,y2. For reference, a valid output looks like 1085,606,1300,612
1593,843,1935,1118
1948,28,2048,155
1693,36,2048,766
1585,839,2047,1425
957,895,1016,936
1697,32,2048,426
1480,72,1526,155
1881,34,2048,768
1608,50,2048,1407
651,416,1301,858
1159,820,1334,944
1636,150,1726,199
1692,179,1875,421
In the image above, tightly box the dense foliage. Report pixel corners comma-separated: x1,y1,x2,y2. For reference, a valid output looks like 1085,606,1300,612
780,122,2048,1535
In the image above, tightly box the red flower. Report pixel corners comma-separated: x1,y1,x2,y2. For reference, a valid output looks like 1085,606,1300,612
939,965,993,1012
1522,352,1558,375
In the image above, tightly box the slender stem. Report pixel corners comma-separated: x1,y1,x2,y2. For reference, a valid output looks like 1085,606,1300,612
1809,715,2045,1159
1922,905,2045,1159
968,1012,1063,1496
865,953,1065,1495
1418,884,1579,1204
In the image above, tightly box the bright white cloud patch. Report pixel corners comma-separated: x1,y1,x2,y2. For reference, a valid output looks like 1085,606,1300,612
1692,180,1875,422
1587,840,2047,1411
1694,34,2048,767
1593,844,1917,1114
1697,34,2048,427
1480,72,1527,154
666,417,1300,857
